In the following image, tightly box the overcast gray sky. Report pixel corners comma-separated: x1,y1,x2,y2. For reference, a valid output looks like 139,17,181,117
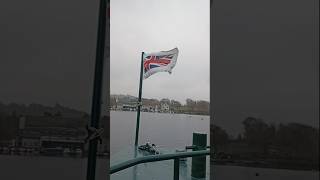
110,0,210,103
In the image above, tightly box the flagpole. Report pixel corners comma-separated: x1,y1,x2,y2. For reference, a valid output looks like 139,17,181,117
134,52,144,147
86,0,106,180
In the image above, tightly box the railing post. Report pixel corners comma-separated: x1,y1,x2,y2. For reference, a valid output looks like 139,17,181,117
174,158,179,180
191,132,207,179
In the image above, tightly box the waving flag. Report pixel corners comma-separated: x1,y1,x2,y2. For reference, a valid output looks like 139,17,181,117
143,48,179,79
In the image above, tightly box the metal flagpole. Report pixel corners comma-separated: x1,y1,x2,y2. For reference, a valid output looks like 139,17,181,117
134,52,144,147
86,0,107,179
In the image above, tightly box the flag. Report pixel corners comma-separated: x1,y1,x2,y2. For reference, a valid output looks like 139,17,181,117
143,48,179,79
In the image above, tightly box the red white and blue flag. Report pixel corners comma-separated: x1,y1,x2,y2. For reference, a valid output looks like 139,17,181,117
143,48,179,79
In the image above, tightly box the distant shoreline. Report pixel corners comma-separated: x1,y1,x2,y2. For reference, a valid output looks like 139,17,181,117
110,109,210,116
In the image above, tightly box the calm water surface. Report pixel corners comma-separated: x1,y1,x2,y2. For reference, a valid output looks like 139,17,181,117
110,111,210,180
0,155,108,180
110,111,210,154
212,165,319,180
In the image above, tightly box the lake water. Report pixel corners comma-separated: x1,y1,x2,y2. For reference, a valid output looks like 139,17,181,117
1,155,317,180
212,165,319,180
0,155,108,180
110,111,210,154
110,111,210,180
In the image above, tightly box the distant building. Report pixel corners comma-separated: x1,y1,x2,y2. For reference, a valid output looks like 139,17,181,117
0,139,16,147
160,103,170,113
122,104,136,111
19,116,26,129
40,136,84,150
19,134,40,148
14,115,100,153
16,127,86,151
154,105,159,112
141,105,155,112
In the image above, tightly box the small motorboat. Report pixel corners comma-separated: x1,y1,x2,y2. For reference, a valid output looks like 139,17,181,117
138,142,159,154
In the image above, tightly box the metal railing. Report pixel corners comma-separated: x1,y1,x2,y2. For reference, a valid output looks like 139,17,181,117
110,149,210,180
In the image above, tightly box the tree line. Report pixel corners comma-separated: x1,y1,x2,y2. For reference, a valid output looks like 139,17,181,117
212,117,319,169
110,94,210,115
